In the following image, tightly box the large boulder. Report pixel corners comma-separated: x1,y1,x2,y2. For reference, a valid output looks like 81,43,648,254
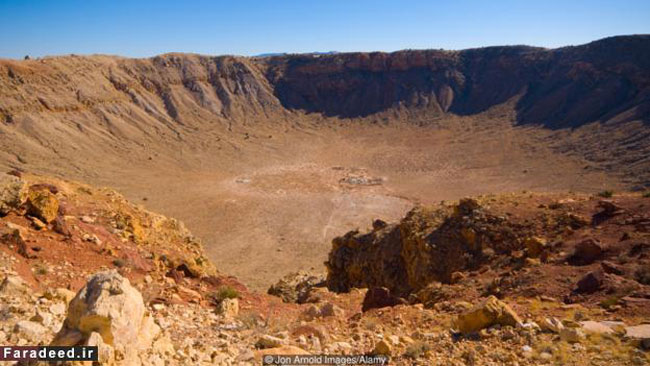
0,173,27,215
26,188,59,223
575,270,605,294
453,295,522,334
326,199,527,297
52,270,160,365
570,239,606,265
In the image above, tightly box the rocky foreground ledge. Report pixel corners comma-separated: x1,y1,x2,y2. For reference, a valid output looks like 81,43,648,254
2,172,650,365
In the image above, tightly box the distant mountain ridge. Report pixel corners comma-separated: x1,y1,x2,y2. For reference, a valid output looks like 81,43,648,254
255,51,338,58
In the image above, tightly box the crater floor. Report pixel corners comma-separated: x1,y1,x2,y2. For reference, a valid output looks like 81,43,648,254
72,117,622,290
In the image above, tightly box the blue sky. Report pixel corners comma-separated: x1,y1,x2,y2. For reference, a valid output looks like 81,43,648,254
0,0,648,59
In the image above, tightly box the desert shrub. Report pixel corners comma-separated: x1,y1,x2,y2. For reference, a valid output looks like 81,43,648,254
112,258,126,268
362,317,380,331
599,296,620,309
404,341,430,359
643,191,650,198
34,264,48,276
237,311,265,329
597,190,614,198
213,286,240,302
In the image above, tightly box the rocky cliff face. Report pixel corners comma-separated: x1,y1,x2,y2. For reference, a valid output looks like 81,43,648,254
264,35,650,128
0,53,283,127
1,35,648,131
0,36,649,187
325,198,534,297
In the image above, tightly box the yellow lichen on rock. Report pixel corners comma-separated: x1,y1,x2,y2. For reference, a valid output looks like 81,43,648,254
26,189,59,223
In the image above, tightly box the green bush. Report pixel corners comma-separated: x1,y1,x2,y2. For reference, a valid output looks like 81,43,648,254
213,286,240,302
597,190,614,198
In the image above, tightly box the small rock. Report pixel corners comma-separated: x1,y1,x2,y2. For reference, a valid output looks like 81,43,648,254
597,200,624,216
454,295,522,334
216,298,239,318
541,317,564,334
302,302,343,320
525,236,547,258
580,321,615,335
319,302,344,317
52,216,71,236
601,261,624,275
267,271,325,303
152,335,175,355
14,320,47,342
31,217,48,230
256,335,285,349
85,331,114,364
54,288,76,303
362,287,407,312
82,234,102,245
372,340,392,356
518,321,541,332
450,271,467,284
329,341,353,353
525,257,541,266
0,275,30,294
0,173,27,214
49,302,66,315
30,311,53,327
26,189,59,223
560,327,585,343
575,270,604,293
292,325,329,344
539,352,553,361
625,324,650,350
